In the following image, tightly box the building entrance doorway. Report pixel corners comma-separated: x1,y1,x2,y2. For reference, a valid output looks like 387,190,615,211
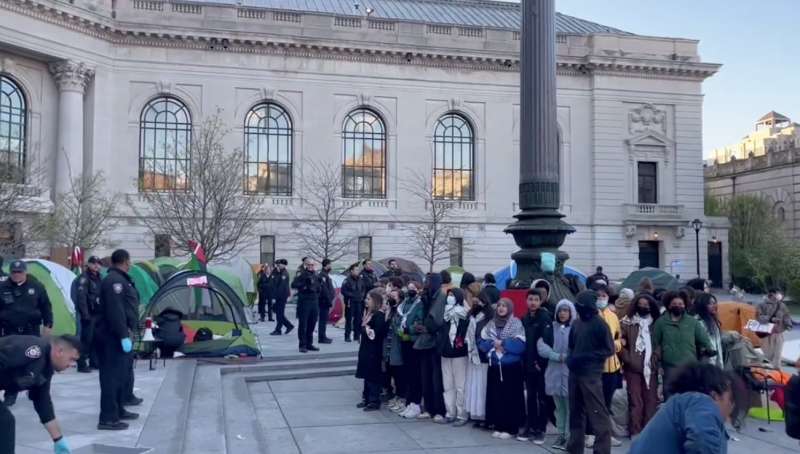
638,241,660,269
708,241,723,288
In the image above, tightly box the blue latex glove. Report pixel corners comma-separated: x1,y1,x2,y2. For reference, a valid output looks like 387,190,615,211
121,338,133,353
54,437,71,454
541,252,556,273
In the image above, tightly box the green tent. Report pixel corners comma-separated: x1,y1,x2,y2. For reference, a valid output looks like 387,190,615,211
446,266,466,289
209,266,249,309
135,260,163,286
129,263,159,312
621,267,680,292
2,259,77,336
152,256,187,281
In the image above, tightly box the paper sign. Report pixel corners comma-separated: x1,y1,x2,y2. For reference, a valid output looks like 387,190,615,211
186,276,208,287
745,319,774,334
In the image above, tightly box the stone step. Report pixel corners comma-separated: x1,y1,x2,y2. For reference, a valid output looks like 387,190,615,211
220,356,357,375
260,350,357,362
222,373,268,453
136,360,197,454
181,364,226,454
239,365,357,383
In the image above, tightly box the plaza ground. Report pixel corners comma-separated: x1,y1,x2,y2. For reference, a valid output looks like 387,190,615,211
9,305,800,454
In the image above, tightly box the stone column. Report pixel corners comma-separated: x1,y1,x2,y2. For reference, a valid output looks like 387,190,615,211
505,0,576,295
49,60,95,194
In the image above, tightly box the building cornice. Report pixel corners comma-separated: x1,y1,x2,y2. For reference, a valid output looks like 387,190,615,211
0,0,719,79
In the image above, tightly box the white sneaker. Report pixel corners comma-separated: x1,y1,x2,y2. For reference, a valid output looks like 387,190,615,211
433,415,446,424
611,437,622,447
491,431,502,438
498,432,513,440
417,411,432,420
392,403,406,413
585,435,595,448
403,403,421,419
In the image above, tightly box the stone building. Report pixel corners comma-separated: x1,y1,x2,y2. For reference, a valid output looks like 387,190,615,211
0,0,727,281
705,113,800,241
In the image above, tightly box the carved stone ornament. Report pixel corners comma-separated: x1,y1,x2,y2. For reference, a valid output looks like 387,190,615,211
49,60,95,94
0,57,17,74
448,97,462,111
625,224,637,238
358,93,372,106
675,226,686,239
157,80,174,94
260,87,276,100
629,103,666,135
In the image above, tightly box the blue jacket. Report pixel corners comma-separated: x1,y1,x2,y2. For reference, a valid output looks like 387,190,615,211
630,392,728,454
478,337,526,367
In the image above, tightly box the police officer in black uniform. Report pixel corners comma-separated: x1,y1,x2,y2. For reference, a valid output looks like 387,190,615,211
291,257,321,353
71,256,102,373
318,259,335,345
256,264,273,322
269,259,294,336
360,259,379,293
94,249,139,430
0,260,53,407
0,334,81,454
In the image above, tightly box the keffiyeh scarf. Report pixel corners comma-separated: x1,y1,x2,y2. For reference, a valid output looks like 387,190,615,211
633,314,653,388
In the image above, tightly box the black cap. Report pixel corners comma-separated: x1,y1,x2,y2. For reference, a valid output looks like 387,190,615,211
10,260,26,273
575,290,598,311
87,256,101,264
322,259,331,267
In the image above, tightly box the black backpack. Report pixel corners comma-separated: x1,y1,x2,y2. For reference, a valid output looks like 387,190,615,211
787,374,800,440
193,327,213,342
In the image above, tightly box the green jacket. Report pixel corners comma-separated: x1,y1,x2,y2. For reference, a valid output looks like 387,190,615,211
653,313,713,368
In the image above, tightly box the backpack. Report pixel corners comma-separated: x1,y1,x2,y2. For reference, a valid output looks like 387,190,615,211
193,327,213,342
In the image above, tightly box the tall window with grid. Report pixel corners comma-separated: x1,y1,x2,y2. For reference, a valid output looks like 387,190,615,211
244,103,293,195
139,97,192,191
433,113,474,200
0,75,26,183
342,109,386,198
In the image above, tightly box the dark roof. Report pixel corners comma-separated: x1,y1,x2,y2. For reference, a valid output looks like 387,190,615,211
198,0,633,34
757,111,791,123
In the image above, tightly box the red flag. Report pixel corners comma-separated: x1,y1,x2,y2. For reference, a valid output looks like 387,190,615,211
71,247,83,273
188,240,207,264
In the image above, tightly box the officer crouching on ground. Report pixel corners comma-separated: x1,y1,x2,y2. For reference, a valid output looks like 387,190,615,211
95,249,140,430
72,256,102,373
0,334,81,454
0,260,53,406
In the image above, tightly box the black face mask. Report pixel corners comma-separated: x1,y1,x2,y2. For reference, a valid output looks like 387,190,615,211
669,306,685,317
407,290,418,299
637,307,650,317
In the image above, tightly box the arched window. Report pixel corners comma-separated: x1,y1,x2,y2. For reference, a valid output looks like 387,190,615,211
139,97,192,191
342,108,386,198
433,113,474,200
0,75,26,183
244,103,293,195
775,203,787,223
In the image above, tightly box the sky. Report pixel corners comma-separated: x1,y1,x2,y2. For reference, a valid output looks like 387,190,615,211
547,0,800,157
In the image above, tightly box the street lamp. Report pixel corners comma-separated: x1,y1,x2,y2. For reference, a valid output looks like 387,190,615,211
691,218,703,277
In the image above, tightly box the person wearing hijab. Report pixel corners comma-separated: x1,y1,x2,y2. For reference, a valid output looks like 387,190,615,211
437,287,471,425
479,298,526,440
619,294,661,436
538,299,577,451
566,290,614,454
465,291,494,428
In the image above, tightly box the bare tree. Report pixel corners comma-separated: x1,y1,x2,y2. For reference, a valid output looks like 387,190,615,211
0,158,47,256
293,159,357,262
33,154,120,252
402,170,461,273
131,112,262,261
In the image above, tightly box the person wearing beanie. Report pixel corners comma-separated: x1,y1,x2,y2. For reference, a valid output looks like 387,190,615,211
614,288,634,314
566,290,614,454
479,273,501,306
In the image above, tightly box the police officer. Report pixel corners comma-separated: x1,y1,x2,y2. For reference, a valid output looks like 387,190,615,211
256,264,274,322
0,334,81,454
380,259,403,279
318,259,335,345
291,257,321,353
269,259,294,336
0,260,53,406
71,256,102,373
94,249,139,430
360,259,378,293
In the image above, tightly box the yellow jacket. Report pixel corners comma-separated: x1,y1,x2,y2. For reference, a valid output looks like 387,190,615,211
599,307,622,373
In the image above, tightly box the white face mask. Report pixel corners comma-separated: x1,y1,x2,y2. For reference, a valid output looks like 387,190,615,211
446,295,456,305
597,298,609,309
